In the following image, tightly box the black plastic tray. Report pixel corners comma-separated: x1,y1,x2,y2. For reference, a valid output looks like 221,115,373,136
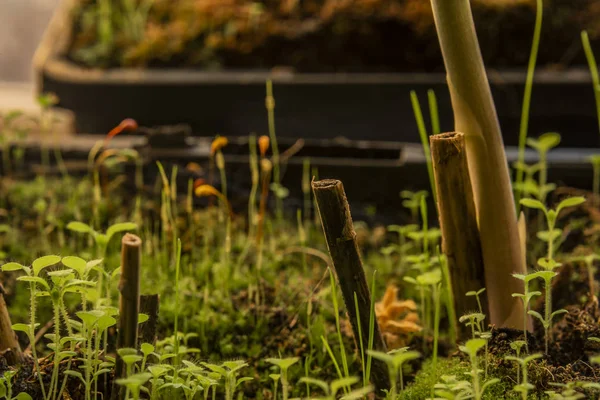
34,0,600,148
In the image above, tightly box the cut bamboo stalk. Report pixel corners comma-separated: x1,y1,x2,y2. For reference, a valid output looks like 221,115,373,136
113,233,142,398
0,283,24,365
139,294,159,346
430,132,487,338
429,0,526,328
312,179,390,393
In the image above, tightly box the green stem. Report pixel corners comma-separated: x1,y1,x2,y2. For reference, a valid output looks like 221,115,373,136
266,80,282,222
410,91,437,203
515,0,543,210
581,30,600,137
29,284,47,400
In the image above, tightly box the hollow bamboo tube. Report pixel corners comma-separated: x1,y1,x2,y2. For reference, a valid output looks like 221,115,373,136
0,284,24,365
113,233,142,399
312,179,390,393
430,132,487,338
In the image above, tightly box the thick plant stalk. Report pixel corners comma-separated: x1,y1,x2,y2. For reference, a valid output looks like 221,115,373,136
0,284,24,366
430,132,486,338
312,179,390,393
429,0,526,328
113,233,142,398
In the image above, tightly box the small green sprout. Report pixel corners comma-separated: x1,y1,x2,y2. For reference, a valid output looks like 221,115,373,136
504,353,542,400
430,374,473,400
265,357,299,400
116,372,152,400
0,371,33,400
298,376,373,400
524,132,561,204
520,196,586,354
545,381,586,400
512,273,542,353
458,312,485,340
66,221,137,304
509,340,528,383
459,339,499,400
367,347,420,398
201,360,252,400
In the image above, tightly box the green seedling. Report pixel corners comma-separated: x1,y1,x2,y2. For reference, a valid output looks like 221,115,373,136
459,339,500,400
367,348,420,398
504,353,542,400
465,288,486,332
116,372,151,400
298,376,373,400
410,91,437,203
520,196,586,354
514,0,544,208
569,254,599,302
509,341,527,383
265,357,299,400
70,308,116,400
546,382,586,400
513,161,542,200
201,360,252,400
0,371,32,400
458,313,485,340
524,132,561,204
269,374,281,400
265,80,284,222
400,190,428,224
387,224,418,270
511,273,542,353
430,374,474,400
66,220,137,304
2,255,62,400
582,30,600,137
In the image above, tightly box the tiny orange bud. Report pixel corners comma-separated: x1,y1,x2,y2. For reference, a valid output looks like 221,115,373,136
193,178,206,189
260,158,272,173
194,184,221,198
258,135,270,157
211,136,228,155
104,118,139,146
186,162,204,174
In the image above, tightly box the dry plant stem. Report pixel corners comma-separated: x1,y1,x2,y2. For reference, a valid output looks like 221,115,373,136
311,179,390,393
113,233,142,399
430,132,487,339
0,284,24,365
139,294,159,345
429,0,526,328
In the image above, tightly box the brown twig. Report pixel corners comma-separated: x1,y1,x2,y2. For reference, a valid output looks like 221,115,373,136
0,283,24,365
312,178,390,393
430,132,487,339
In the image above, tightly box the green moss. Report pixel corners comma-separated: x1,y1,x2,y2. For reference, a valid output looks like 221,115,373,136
399,355,520,400
399,357,466,400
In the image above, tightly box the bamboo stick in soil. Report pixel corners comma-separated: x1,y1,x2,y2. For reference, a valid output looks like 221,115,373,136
430,132,487,338
0,283,24,365
112,233,142,400
312,179,390,393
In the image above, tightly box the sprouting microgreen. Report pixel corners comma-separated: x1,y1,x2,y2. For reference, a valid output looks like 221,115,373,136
505,353,542,400
459,339,500,400
299,376,373,400
265,357,299,400
367,348,420,398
